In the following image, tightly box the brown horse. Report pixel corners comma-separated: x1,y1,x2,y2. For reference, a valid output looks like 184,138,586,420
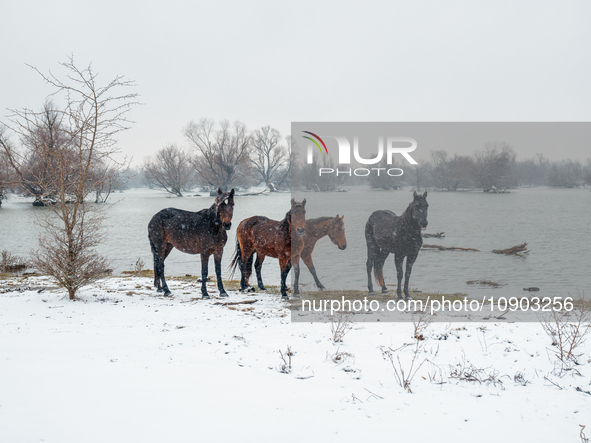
230,198,306,300
148,188,235,299
365,191,428,300
290,215,347,296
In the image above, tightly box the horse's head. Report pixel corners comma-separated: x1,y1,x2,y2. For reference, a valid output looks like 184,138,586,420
328,214,347,250
214,188,235,230
289,198,306,236
411,191,429,230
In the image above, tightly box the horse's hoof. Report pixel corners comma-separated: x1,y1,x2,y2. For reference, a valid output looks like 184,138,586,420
163,290,171,297
156,287,163,293
381,288,389,294
292,293,301,299
247,286,256,293
258,286,266,292
318,286,326,291
202,294,210,300
405,296,413,301
368,291,375,296
397,296,404,301
281,295,289,300
219,291,229,298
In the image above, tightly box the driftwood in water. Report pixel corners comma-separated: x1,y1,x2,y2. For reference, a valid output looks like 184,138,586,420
422,244,480,252
422,232,445,238
492,243,529,255
467,279,505,287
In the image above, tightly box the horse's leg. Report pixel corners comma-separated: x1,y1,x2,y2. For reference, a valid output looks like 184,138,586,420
238,239,254,291
150,240,161,291
213,248,228,297
374,249,390,294
254,254,266,291
279,257,292,300
243,252,255,291
394,254,405,300
200,252,210,299
365,223,380,296
158,243,174,296
366,245,379,296
292,254,301,299
403,253,418,300
149,235,171,296
302,250,325,291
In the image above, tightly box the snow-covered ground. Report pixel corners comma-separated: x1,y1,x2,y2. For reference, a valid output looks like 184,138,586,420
1,275,590,442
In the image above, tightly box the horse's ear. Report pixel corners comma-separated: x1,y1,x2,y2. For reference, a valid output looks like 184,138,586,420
340,214,344,220
230,189,235,198
291,198,295,207
302,199,306,207
413,191,418,200
423,191,428,199
217,188,223,196
335,214,339,219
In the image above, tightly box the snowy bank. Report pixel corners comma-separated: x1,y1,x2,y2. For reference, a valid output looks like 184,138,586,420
0,275,590,442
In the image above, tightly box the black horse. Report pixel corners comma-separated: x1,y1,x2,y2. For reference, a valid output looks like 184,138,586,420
365,191,428,300
148,188,235,299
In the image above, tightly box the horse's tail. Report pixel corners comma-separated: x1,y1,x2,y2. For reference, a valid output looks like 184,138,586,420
229,238,242,279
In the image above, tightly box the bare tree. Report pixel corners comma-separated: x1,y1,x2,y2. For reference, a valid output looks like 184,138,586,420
547,159,583,188
473,142,516,192
143,143,195,197
273,134,297,190
0,56,137,299
585,158,591,187
184,118,253,190
249,126,288,185
0,133,12,205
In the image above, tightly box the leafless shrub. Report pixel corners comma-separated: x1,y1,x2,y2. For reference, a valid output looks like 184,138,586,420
133,258,146,277
0,250,29,272
449,355,504,388
541,297,590,374
513,371,529,386
327,348,355,365
381,309,431,393
278,346,294,374
330,311,353,343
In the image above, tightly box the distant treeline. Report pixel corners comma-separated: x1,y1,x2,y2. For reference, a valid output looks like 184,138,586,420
294,141,591,192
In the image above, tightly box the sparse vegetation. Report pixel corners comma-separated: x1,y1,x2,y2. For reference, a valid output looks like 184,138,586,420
0,251,28,272
541,296,590,374
329,311,353,343
381,309,431,393
278,346,294,374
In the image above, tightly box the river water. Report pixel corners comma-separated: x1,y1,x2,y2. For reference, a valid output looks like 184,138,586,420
1,187,589,299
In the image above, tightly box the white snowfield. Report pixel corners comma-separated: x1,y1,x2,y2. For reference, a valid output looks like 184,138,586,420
1,275,590,443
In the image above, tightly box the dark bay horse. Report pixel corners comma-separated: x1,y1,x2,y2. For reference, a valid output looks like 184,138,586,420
230,198,306,300
292,215,347,296
365,191,428,300
148,188,235,299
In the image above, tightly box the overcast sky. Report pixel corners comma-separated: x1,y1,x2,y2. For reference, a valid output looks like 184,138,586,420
2,0,590,164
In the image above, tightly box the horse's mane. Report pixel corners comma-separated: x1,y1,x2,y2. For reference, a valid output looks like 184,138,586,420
400,201,415,225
